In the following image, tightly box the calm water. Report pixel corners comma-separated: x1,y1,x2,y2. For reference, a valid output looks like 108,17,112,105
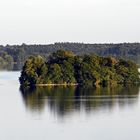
0,71,140,140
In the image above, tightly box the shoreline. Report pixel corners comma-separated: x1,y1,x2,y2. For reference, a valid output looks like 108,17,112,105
35,83,79,87
32,82,140,87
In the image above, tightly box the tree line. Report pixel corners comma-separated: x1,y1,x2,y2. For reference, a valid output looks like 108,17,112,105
1,42,140,70
0,51,13,70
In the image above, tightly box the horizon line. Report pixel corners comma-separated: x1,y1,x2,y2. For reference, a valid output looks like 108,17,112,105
2,42,140,46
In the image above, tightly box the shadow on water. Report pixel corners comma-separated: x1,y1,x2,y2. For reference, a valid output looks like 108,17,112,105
20,85,140,118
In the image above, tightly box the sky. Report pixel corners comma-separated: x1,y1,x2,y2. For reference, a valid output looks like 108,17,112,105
0,0,140,45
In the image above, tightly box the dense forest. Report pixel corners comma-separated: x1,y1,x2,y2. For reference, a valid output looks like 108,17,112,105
1,42,140,70
19,50,140,87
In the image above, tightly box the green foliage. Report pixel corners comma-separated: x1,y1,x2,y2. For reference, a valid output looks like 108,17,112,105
46,64,63,83
19,55,47,86
2,42,140,70
0,52,14,70
19,50,140,87
1,42,140,71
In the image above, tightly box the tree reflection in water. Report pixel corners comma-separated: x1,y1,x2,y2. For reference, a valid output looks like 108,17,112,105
20,85,139,117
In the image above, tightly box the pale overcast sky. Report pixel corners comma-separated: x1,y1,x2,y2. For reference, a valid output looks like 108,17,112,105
0,0,140,45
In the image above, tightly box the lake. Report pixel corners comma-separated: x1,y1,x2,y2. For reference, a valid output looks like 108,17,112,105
0,71,140,140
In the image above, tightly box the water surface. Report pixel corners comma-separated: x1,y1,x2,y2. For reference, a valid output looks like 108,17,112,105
0,71,140,140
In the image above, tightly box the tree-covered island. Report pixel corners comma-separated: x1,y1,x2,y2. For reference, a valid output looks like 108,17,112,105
19,50,140,87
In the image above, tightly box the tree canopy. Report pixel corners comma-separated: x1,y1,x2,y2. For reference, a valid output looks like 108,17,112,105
19,50,140,87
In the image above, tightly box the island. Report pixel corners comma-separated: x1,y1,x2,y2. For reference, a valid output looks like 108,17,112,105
19,50,140,87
